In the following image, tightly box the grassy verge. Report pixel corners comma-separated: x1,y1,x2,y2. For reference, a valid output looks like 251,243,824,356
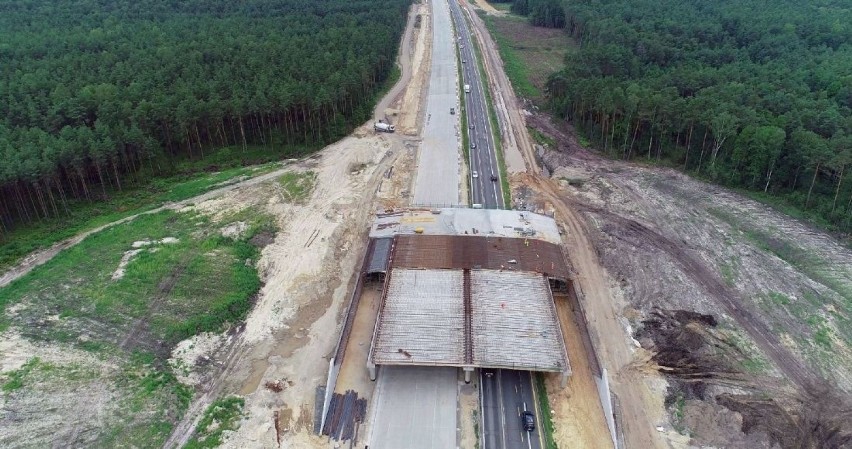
472,409,481,449
0,152,285,273
1,208,273,340
480,13,540,98
184,396,245,449
534,373,558,449
529,126,556,148
278,171,317,203
1,204,275,446
469,25,511,208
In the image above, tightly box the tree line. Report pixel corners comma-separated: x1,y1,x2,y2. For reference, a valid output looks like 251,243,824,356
0,0,411,235
538,0,852,230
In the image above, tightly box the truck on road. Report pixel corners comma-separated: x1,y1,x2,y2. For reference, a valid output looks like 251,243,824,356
464,84,470,93
374,121,395,133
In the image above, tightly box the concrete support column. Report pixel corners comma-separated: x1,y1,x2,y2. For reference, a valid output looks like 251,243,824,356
560,370,569,388
368,362,377,381
463,366,474,384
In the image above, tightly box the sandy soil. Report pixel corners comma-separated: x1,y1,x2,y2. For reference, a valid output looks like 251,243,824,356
0,330,122,448
375,3,418,124
458,380,480,449
469,0,503,16
549,292,614,449
396,1,432,136
162,134,402,449
524,112,852,447
333,283,381,395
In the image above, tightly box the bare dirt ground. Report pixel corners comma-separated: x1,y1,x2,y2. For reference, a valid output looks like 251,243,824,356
469,0,503,16
522,111,852,448
162,133,403,449
458,380,480,449
333,283,381,395
549,292,614,448
396,1,432,136
375,3,418,125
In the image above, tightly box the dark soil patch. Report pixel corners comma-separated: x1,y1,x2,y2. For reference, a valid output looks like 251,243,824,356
638,308,852,448
249,230,275,248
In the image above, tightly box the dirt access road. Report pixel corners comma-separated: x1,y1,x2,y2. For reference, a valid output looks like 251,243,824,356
1,2,426,447
459,2,667,447
525,113,852,447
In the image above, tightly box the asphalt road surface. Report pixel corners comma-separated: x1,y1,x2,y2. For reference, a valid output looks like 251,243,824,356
481,369,543,449
449,0,504,209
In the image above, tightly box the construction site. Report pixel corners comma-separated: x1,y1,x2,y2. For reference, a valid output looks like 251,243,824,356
318,207,613,449
3,0,850,447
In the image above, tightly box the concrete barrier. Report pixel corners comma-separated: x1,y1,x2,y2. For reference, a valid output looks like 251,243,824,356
319,357,339,432
595,368,618,449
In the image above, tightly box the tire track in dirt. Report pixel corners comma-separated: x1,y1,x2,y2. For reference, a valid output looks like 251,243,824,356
574,202,820,391
163,143,402,449
529,172,819,393
0,164,307,289
118,260,188,353
517,172,667,449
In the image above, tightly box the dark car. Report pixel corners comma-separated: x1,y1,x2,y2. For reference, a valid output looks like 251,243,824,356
490,174,498,182
522,411,535,432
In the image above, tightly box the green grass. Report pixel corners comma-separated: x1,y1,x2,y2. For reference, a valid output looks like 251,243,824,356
671,393,687,434
472,409,481,449
0,153,284,273
469,29,512,208
534,373,558,449
278,171,317,203
490,2,512,12
481,14,542,99
184,396,245,449
767,291,791,306
2,357,40,393
1,208,272,346
529,126,556,148
94,352,195,447
1,206,273,447
718,257,739,287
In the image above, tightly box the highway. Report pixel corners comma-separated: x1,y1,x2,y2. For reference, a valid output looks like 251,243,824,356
481,369,543,449
449,2,545,446
412,0,463,206
449,0,504,209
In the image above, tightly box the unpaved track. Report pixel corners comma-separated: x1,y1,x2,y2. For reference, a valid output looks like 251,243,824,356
520,173,667,449
374,3,418,123
0,165,300,289
574,202,819,391
462,4,665,445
